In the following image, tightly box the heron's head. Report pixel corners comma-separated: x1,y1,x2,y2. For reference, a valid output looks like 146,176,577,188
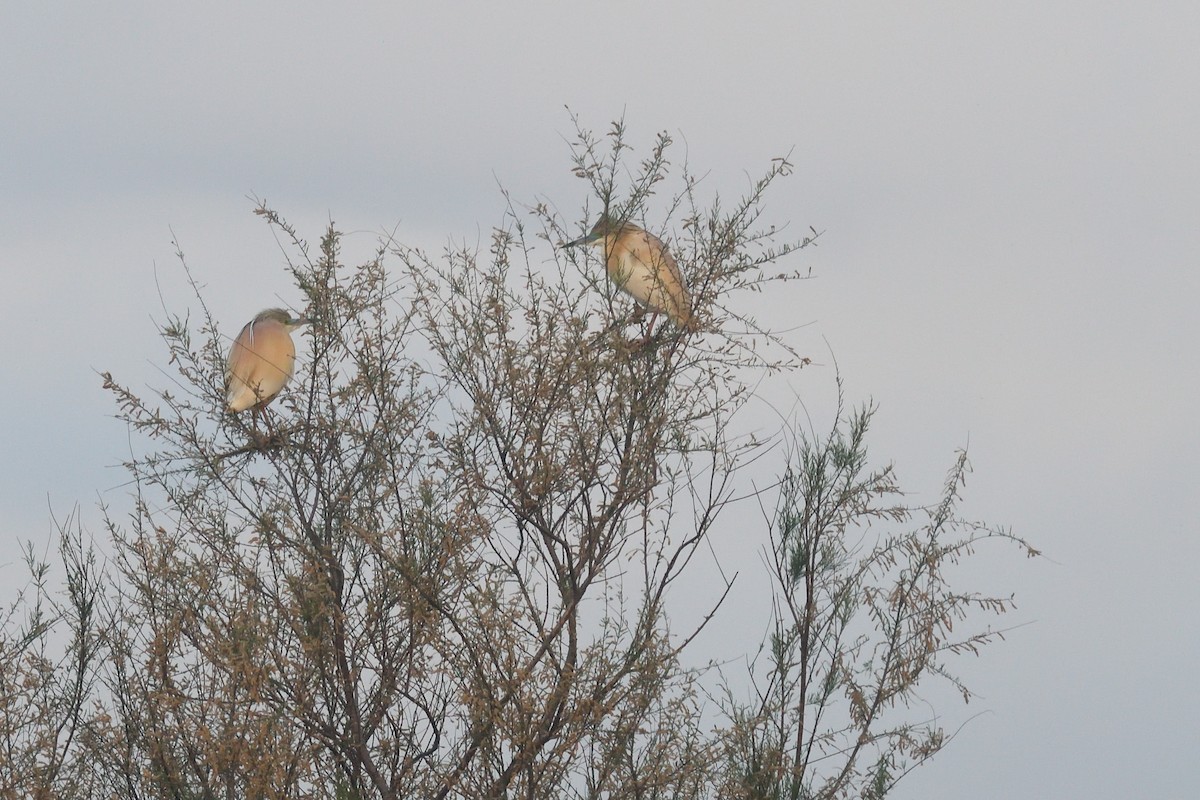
563,214,641,249
256,308,310,330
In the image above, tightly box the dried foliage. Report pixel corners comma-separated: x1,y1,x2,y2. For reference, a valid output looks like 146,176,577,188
715,395,1038,800
0,119,1034,800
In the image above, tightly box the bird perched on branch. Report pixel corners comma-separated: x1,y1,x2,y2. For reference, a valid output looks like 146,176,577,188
225,308,309,413
564,215,698,335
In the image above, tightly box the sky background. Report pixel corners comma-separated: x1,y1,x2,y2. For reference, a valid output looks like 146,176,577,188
2,2,1197,796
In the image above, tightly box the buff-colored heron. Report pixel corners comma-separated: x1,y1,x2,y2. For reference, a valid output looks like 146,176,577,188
564,215,698,335
225,308,309,413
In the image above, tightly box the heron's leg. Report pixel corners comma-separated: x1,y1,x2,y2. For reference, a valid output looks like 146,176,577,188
643,311,661,341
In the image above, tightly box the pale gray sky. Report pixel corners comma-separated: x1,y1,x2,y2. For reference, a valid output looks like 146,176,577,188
2,3,1197,797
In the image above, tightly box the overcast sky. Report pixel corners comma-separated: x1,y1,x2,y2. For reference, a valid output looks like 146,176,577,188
2,3,1197,797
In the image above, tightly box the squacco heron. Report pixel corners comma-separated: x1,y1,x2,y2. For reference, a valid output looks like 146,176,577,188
564,215,698,334
225,308,309,413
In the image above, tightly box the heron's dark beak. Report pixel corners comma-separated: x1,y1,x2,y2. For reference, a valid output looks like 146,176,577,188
563,231,599,249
